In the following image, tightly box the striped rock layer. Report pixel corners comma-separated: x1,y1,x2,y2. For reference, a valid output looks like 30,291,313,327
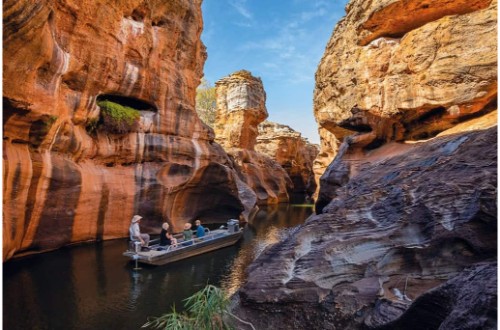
3,0,254,259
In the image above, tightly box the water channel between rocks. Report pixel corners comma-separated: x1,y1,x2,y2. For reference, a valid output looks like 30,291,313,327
4,199,313,330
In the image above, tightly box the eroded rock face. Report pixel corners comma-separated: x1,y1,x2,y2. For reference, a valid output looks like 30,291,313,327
234,128,497,329
214,71,292,204
255,121,319,195
214,70,268,151
3,0,253,259
313,0,497,183
234,0,497,328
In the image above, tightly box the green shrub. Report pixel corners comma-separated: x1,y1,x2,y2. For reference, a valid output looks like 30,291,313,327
97,100,140,134
143,285,255,330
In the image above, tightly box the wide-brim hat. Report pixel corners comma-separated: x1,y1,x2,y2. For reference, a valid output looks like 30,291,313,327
184,223,192,230
131,215,143,223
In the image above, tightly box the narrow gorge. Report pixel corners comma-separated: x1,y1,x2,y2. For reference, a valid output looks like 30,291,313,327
2,1,317,261
3,0,497,329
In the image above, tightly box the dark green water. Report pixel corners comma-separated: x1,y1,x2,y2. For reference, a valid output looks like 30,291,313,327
3,202,313,330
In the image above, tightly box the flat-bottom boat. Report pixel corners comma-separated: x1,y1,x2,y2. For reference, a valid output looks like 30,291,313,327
123,220,243,266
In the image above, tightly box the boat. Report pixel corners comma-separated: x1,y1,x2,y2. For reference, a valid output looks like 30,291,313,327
123,219,243,266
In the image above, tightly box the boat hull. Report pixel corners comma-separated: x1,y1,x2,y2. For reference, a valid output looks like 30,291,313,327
123,229,243,266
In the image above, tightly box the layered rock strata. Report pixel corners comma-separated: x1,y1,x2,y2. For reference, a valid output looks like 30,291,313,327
234,128,497,329
255,121,318,195
214,71,292,204
313,0,497,183
3,0,254,260
234,0,497,328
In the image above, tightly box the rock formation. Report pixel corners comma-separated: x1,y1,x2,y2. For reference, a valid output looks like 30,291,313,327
234,128,497,329
214,71,292,204
313,0,497,184
233,0,497,328
3,0,254,260
255,121,319,195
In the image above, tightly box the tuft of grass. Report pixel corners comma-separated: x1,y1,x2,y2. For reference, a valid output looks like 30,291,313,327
97,100,140,134
143,285,255,330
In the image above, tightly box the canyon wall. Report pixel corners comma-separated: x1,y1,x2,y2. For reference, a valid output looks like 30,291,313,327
255,121,318,196
313,0,497,185
3,0,254,259
214,71,292,204
234,0,497,328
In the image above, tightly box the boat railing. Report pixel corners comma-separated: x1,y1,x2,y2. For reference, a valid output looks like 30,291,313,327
162,229,223,252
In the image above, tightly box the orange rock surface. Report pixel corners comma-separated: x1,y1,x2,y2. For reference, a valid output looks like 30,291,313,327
214,71,292,204
3,0,253,259
313,0,497,183
255,121,318,195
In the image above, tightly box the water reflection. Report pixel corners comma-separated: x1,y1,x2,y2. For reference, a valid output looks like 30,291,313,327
222,203,313,296
4,202,313,330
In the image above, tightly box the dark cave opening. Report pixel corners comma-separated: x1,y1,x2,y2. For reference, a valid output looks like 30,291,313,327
96,94,157,112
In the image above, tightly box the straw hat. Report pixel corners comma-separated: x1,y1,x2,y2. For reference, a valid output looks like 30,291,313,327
184,223,192,230
162,222,170,231
131,215,142,223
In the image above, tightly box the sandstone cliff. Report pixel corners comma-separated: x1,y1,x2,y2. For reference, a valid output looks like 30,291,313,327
3,0,254,259
214,71,292,204
313,0,497,184
255,121,318,195
234,0,497,328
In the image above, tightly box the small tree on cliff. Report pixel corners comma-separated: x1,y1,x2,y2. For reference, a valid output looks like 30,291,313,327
196,78,216,128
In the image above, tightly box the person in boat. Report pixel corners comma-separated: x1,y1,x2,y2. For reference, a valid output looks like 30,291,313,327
129,215,150,248
182,223,193,245
159,222,177,250
195,219,205,238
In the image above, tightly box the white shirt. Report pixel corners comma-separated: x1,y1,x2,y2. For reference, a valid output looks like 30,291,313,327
129,222,141,240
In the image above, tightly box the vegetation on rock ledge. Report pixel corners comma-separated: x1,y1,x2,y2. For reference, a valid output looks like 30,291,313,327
96,100,140,134
196,78,216,128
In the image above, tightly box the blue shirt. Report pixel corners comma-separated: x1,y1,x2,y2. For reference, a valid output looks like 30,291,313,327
196,225,205,237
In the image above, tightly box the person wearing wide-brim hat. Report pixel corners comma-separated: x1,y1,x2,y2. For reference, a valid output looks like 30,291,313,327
129,215,150,247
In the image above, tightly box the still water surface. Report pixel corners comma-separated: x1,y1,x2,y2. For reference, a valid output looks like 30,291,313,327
4,202,313,330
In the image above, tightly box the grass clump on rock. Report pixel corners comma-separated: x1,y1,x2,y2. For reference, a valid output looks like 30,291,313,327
143,285,255,330
97,99,140,134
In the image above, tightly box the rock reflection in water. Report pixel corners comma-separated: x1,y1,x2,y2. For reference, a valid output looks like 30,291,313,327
4,201,312,329
222,202,313,296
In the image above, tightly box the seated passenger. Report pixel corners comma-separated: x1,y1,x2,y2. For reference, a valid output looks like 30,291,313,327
195,219,205,238
182,223,193,245
158,222,177,250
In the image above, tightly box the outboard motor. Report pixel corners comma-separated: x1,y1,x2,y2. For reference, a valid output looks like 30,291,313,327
227,219,240,233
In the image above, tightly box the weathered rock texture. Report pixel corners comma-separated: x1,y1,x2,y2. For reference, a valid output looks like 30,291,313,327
313,0,497,184
234,128,497,329
214,71,292,204
234,0,498,328
255,121,319,195
312,127,340,199
3,0,254,260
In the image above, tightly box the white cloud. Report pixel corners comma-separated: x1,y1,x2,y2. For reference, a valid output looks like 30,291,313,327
228,0,253,20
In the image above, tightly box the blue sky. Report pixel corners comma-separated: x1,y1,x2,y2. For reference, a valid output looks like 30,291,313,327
201,0,349,144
